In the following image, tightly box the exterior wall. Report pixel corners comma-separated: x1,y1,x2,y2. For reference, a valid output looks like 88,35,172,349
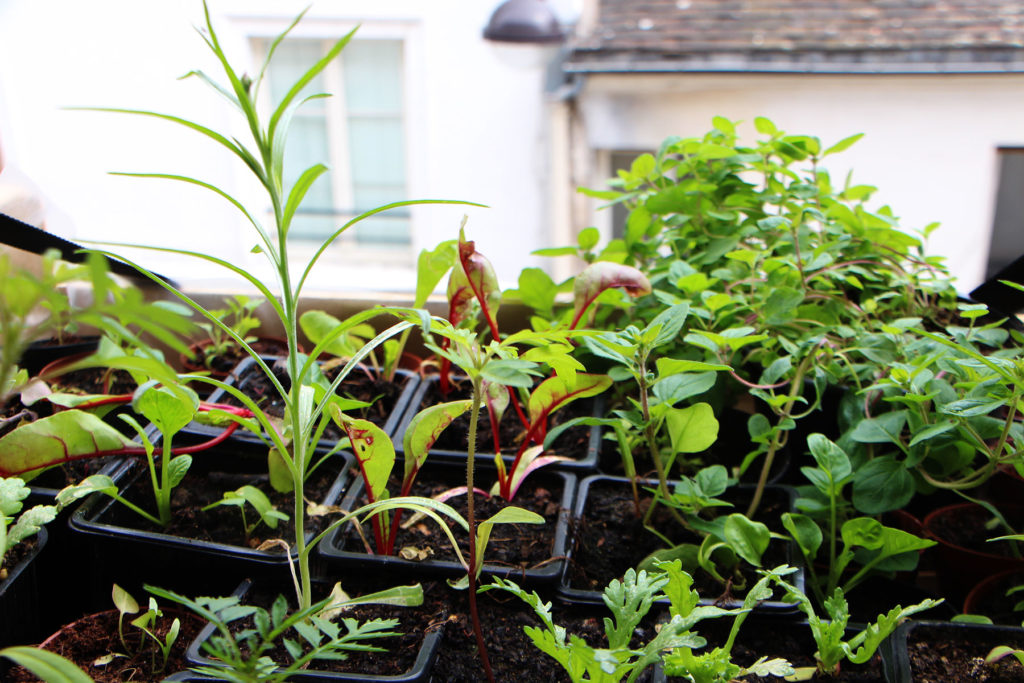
0,0,570,295
575,72,1024,291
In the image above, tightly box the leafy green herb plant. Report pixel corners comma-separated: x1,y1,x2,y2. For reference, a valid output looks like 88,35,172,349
781,433,936,606
149,581,423,683
193,294,264,371
484,566,701,683
766,565,942,680
659,561,795,682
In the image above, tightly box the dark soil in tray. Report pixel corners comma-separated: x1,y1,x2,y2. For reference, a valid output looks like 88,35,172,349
565,479,792,603
231,358,411,435
6,608,203,683
52,366,137,397
905,623,1024,682
93,452,346,551
0,536,38,581
339,466,567,572
187,338,291,378
416,378,594,459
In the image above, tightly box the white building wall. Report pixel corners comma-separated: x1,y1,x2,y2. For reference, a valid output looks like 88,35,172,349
0,0,564,295
576,72,1024,292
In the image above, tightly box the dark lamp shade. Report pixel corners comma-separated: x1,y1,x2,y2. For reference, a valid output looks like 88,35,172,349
483,0,565,43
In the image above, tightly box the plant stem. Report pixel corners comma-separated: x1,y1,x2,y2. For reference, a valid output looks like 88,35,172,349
467,374,495,683
745,351,814,517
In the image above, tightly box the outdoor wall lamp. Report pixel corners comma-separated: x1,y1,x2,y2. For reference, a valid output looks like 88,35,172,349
483,0,565,43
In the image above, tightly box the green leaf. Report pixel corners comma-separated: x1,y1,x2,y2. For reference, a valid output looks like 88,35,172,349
527,374,612,427
338,417,394,504
6,505,56,549
0,646,94,683
823,133,864,157
722,514,770,567
665,403,719,454
414,240,457,307
646,303,690,347
754,117,777,135
476,506,544,574
517,267,557,317
851,456,914,514
0,412,136,480
133,383,199,438
850,412,907,445
806,433,851,483
112,584,140,616
781,512,823,561
402,400,472,483
762,287,804,325
166,455,193,489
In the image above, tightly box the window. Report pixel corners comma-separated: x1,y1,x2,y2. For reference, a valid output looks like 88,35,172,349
609,150,653,240
987,147,1024,280
260,37,409,251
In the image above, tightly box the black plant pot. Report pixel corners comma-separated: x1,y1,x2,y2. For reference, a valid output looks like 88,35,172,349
884,620,1024,683
0,528,47,648
68,439,352,606
559,474,805,613
20,335,100,377
185,356,421,444
319,461,576,587
394,374,603,472
185,579,443,682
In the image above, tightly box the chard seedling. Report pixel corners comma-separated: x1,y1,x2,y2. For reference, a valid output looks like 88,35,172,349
766,566,942,679
52,382,236,528
438,229,634,500
203,485,289,542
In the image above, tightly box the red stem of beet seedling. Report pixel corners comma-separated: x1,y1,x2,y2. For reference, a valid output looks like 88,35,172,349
3,421,244,478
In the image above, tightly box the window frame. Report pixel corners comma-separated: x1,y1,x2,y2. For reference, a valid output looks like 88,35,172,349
233,14,423,271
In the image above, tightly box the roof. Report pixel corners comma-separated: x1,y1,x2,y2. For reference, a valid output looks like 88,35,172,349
565,0,1024,74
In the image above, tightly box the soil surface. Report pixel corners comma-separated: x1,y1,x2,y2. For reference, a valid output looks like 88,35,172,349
93,449,346,551
905,623,1024,682
228,358,412,436
337,465,567,573
6,609,203,683
565,478,793,604
183,337,292,378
